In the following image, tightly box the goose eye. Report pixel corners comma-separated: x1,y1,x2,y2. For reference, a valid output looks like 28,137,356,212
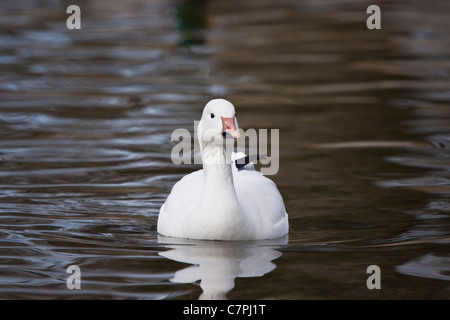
210,113,215,119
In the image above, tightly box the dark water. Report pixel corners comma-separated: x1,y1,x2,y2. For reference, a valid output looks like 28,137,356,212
0,0,449,299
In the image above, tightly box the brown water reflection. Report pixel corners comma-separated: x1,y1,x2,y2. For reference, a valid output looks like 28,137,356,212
0,0,449,299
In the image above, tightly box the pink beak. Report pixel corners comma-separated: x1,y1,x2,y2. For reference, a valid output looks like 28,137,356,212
221,116,240,139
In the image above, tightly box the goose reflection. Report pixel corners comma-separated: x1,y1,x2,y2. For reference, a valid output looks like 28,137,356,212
158,235,288,299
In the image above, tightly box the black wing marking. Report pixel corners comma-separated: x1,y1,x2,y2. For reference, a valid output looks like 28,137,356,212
234,154,262,170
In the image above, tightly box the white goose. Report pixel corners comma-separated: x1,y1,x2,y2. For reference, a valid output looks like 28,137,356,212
157,99,288,240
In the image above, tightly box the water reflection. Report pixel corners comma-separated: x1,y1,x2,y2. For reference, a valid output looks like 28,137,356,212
175,0,207,47
158,235,287,299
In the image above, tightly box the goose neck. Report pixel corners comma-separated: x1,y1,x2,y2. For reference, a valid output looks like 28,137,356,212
201,143,236,194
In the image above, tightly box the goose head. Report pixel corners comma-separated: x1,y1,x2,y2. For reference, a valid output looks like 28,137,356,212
198,99,240,148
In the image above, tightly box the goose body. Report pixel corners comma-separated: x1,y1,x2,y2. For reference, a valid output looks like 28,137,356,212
157,99,289,240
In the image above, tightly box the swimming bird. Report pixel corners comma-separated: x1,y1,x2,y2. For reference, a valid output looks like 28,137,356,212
157,99,288,240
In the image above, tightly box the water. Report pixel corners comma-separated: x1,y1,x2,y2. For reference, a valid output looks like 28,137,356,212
0,0,449,299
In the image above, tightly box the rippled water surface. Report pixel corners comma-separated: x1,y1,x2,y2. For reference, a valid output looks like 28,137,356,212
1,0,450,299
